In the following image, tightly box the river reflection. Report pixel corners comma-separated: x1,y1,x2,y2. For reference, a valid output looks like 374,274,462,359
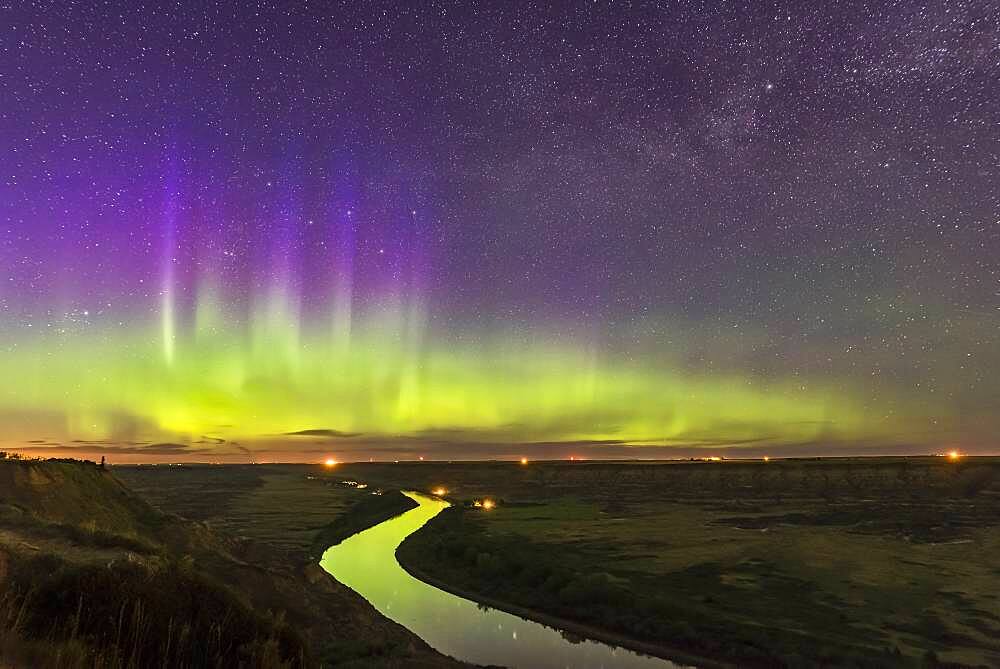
320,492,684,669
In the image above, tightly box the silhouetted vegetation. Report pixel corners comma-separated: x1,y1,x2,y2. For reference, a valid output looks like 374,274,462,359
0,505,159,555
2,555,306,669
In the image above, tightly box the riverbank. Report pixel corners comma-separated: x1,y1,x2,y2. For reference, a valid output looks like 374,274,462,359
323,491,680,669
311,489,417,558
392,485,999,668
124,460,1000,668
102,462,470,667
396,542,724,669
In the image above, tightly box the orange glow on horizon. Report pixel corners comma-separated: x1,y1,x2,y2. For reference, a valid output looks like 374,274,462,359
520,457,528,465
947,450,961,461
432,487,447,496
324,458,337,467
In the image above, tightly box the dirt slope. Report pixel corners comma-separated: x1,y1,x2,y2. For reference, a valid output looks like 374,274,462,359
0,458,466,668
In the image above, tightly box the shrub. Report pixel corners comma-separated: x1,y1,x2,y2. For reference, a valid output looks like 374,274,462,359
9,557,306,668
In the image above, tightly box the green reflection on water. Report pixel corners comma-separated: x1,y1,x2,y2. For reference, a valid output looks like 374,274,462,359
320,492,681,669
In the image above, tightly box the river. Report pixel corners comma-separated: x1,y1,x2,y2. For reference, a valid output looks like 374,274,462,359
320,491,685,669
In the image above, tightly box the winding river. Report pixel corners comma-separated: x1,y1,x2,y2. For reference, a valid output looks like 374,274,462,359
320,492,684,669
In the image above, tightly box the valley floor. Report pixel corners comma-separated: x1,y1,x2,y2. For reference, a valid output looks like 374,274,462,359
8,456,995,668
1,459,467,668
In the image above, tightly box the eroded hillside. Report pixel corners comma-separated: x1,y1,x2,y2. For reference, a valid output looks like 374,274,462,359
0,458,464,669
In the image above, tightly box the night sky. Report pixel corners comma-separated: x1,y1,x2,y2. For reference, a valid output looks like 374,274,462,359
1,2,997,461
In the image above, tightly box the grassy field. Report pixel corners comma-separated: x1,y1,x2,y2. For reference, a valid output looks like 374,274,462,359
116,464,368,561
370,457,1000,668
90,458,1000,667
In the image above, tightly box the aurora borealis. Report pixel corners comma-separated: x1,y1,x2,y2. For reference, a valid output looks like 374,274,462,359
1,2,997,461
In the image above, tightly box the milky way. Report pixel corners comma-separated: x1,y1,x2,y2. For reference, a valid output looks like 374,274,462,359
1,2,997,460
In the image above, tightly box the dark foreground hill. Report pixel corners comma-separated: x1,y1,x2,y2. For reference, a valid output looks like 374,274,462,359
0,457,465,669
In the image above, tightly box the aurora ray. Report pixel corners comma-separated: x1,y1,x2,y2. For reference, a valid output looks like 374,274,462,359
0,2,996,461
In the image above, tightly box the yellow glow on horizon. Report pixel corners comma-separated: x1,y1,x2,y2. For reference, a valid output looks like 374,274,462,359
0,295,949,453
947,450,960,461
432,487,447,496
324,457,338,467
520,456,528,465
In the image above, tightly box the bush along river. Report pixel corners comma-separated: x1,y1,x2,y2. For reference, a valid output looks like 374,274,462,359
320,492,686,669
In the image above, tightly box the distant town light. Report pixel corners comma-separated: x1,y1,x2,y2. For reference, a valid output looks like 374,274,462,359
324,458,337,467
763,456,770,462
520,457,528,465
947,450,960,461
482,499,495,510
432,487,447,496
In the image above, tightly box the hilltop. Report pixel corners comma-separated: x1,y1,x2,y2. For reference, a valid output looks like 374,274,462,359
0,457,465,668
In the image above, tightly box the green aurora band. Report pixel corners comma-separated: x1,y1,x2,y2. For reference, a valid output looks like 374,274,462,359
4,282,982,457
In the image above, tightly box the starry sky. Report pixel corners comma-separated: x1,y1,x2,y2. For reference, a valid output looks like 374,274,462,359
1,1,997,462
